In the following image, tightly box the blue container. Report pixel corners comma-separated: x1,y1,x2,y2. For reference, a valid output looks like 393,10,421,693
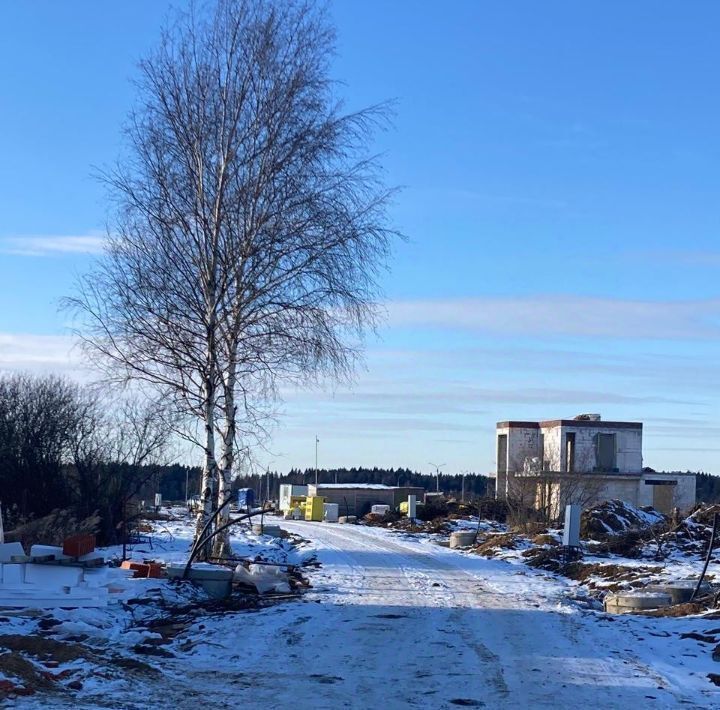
238,488,255,509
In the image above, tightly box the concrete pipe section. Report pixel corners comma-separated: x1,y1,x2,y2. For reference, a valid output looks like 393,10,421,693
604,591,672,614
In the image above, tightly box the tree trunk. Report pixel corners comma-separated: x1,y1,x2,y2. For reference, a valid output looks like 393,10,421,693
213,366,237,559
194,376,217,561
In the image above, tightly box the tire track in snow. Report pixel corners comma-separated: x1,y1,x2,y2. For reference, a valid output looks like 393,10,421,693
282,522,702,708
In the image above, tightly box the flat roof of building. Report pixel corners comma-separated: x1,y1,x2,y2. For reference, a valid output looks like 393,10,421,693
497,419,642,430
310,483,424,490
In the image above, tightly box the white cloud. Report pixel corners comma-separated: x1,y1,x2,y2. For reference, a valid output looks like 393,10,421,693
0,234,106,257
387,295,720,340
0,333,83,373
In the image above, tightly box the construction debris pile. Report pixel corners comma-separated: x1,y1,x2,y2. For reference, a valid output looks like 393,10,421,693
461,500,720,617
0,506,312,702
0,537,123,609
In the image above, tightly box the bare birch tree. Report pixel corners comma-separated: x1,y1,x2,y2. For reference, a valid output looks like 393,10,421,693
66,0,396,558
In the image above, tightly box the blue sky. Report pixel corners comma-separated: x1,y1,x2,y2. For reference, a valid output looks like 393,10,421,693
2,1,720,476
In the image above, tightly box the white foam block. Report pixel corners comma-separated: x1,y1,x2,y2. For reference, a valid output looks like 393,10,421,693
25,564,83,588
78,551,105,563
0,543,25,563
82,568,113,587
0,591,108,608
2,564,25,584
30,545,71,561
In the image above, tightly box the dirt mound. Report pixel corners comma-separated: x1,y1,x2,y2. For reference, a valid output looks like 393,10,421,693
581,500,665,540
523,547,563,572
531,534,559,547
592,529,647,558
0,635,89,664
5,509,100,549
474,498,508,523
643,601,710,618
474,533,517,556
363,515,451,534
416,499,449,521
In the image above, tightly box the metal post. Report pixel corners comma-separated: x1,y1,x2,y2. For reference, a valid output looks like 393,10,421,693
429,462,445,494
315,436,319,485
184,468,189,504
121,499,127,562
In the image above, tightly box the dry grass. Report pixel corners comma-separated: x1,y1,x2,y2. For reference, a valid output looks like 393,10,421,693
0,651,59,694
642,600,712,618
0,634,90,663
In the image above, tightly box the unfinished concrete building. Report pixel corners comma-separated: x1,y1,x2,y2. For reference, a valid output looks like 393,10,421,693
495,414,695,516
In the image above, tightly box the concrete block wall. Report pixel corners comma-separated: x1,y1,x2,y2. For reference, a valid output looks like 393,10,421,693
540,424,642,473
616,429,643,472
676,474,698,511
598,477,640,507
495,425,511,499
506,427,540,472
637,473,696,512
542,426,563,471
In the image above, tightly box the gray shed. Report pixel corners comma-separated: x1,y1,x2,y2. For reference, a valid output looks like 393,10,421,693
307,484,425,517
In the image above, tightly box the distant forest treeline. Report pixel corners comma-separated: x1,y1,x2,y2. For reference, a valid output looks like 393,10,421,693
157,467,720,505
693,472,720,503
157,466,492,502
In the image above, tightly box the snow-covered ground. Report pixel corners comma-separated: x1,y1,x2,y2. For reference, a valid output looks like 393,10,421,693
7,512,720,708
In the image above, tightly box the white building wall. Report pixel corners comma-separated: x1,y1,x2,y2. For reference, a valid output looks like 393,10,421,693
542,426,562,470
616,429,643,472
599,477,640,506
495,426,510,499
637,473,696,512
675,475,697,511
540,424,642,473
506,427,540,472
494,418,684,510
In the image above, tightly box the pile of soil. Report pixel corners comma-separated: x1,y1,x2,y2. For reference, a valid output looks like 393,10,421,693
523,546,663,596
581,500,665,540
532,534,560,546
561,561,662,590
474,498,509,523
362,514,451,535
473,533,518,557
523,546,563,572
591,529,646,558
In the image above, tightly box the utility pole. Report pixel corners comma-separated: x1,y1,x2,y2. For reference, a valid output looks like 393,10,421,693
461,470,471,503
315,436,319,486
429,462,445,493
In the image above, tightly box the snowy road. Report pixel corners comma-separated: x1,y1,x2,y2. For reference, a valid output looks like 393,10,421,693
215,521,717,709
32,519,719,709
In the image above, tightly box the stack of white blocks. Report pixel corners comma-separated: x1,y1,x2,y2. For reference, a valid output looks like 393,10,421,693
0,542,110,608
